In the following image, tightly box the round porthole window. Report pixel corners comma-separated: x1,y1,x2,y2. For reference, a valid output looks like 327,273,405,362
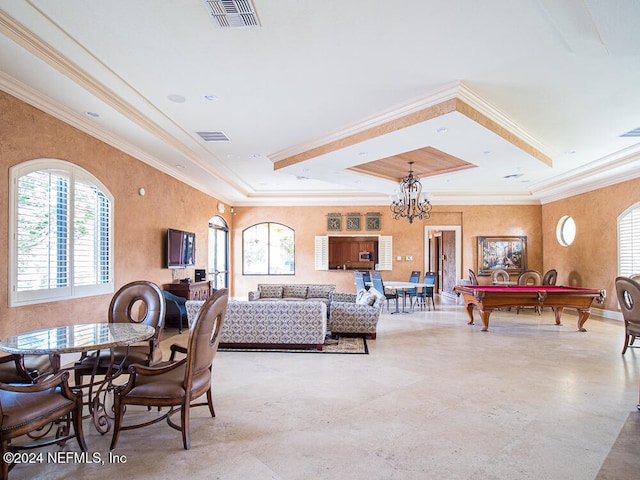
556,215,576,246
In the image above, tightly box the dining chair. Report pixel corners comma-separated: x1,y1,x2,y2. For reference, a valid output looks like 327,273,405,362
516,270,543,314
0,371,87,478
74,280,166,387
370,271,398,313
163,290,188,334
110,288,229,450
468,269,478,285
615,276,640,354
354,271,366,293
415,272,436,311
0,355,33,384
491,269,510,284
518,270,542,285
400,271,420,311
361,271,371,287
0,353,56,384
542,269,558,285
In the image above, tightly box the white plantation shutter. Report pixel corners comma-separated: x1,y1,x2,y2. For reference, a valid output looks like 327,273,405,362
378,235,393,270
73,179,111,286
619,204,640,276
10,160,113,306
315,236,328,270
15,169,70,295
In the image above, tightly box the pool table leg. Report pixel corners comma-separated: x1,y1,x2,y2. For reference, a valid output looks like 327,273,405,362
576,308,590,332
464,303,491,331
553,306,564,326
478,311,491,332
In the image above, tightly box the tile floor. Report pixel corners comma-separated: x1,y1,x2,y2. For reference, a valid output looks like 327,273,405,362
19,297,640,480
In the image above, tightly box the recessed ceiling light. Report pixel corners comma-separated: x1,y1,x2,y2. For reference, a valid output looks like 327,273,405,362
436,127,448,133
358,152,368,157
203,95,218,101
168,94,186,103
175,164,186,169
85,111,100,118
503,173,523,179
483,150,492,155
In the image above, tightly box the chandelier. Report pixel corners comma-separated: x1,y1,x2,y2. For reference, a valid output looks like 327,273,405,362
390,161,432,224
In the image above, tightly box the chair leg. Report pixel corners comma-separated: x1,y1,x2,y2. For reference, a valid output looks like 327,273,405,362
1,441,10,480
181,401,190,450
622,334,630,354
72,391,88,452
110,395,125,450
206,388,215,418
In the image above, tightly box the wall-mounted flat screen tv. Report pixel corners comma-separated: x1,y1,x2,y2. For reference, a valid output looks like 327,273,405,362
166,228,195,268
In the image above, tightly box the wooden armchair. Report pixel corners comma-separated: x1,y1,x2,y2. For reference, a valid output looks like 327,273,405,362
615,276,640,354
110,289,228,450
0,355,32,384
0,371,87,478
74,280,166,386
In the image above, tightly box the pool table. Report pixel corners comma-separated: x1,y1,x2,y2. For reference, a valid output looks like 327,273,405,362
453,285,606,332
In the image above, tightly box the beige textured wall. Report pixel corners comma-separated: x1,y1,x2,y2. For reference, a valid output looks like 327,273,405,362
542,179,640,311
231,204,543,298
5,89,629,341
0,92,230,338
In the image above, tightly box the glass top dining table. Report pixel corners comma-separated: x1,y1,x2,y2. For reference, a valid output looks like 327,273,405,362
0,323,154,356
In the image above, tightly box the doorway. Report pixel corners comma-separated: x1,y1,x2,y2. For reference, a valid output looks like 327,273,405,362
424,225,461,299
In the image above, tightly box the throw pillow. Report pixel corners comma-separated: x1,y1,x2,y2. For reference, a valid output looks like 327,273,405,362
259,285,284,299
356,289,371,305
283,284,308,299
367,287,385,307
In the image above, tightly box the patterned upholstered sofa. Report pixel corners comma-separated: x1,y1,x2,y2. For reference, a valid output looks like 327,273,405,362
248,284,335,309
186,299,327,350
329,289,384,339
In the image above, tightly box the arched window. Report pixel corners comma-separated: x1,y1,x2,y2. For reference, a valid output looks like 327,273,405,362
9,159,114,306
208,216,229,289
243,222,294,275
619,203,640,276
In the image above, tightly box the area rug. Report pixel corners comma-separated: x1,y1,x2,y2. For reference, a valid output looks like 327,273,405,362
218,336,368,354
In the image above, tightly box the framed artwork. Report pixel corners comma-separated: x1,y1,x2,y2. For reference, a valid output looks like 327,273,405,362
477,236,527,275
326,213,342,231
346,213,361,231
365,212,381,231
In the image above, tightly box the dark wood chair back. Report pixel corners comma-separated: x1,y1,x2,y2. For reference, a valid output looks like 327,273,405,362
75,281,166,386
615,276,640,354
542,269,558,285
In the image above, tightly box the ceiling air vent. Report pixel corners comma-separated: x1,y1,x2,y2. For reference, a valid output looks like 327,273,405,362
620,127,640,138
196,131,230,142
203,0,260,28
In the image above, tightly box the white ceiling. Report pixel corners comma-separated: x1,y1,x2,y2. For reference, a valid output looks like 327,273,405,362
1,0,640,206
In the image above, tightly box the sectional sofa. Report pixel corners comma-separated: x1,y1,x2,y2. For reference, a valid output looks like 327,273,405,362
186,299,327,350
247,283,335,309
